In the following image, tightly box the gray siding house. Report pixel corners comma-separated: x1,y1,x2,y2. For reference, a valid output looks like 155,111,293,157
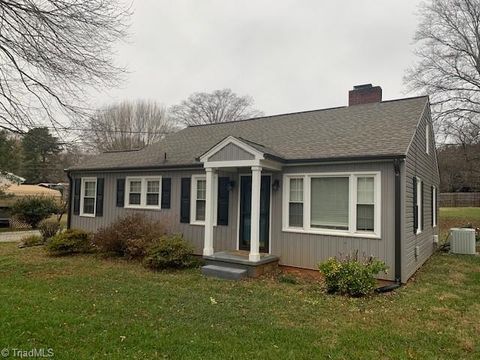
67,85,440,283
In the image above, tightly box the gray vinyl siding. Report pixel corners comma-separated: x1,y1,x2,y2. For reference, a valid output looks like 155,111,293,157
271,162,396,281
208,143,254,161
70,170,238,254
402,104,440,282
71,161,398,281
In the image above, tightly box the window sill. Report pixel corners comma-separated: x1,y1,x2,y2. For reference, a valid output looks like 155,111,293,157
79,213,95,218
125,205,161,210
282,227,381,239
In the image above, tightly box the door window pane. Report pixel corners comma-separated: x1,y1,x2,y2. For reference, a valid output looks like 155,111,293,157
311,177,349,230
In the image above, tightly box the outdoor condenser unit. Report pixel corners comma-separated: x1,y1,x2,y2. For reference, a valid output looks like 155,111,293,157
450,228,477,255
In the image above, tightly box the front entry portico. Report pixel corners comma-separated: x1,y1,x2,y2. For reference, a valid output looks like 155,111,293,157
198,136,281,263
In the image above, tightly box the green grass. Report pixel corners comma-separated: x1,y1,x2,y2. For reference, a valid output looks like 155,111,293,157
439,207,480,242
0,243,479,359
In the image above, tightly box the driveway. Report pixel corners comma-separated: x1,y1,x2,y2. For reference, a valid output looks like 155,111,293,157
0,230,41,242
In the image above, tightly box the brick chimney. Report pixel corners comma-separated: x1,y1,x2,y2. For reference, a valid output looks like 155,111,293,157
348,84,382,106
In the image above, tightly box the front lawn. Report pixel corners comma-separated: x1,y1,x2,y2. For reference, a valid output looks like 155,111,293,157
0,243,479,359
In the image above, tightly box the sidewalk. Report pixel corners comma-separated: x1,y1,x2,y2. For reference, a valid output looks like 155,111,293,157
0,230,41,242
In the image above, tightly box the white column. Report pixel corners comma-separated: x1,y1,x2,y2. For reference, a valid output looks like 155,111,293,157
249,166,262,262
203,167,215,256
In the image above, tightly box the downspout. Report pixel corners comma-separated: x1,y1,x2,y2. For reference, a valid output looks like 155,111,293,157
66,171,73,230
376,158,402,293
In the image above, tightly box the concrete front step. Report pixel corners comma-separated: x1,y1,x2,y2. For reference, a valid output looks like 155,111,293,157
201,264,248,280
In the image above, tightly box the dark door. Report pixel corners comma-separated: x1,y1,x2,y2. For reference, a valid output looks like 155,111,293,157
239,175,271,252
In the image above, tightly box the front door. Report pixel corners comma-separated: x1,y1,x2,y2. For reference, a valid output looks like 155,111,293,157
239,175,270,252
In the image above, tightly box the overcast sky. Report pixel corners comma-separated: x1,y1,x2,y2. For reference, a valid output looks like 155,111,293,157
94,0,422,116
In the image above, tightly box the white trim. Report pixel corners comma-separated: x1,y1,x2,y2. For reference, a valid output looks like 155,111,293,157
79,177,97,217
432,185,437,227
416,176,422,234
203,168,215,256
199,136,265,162
426,123,430,154
125,176,162,210
190,173,218,226
282,171,382,239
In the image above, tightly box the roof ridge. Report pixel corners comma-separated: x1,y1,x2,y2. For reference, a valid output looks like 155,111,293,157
186,95,429,129
102,148,143,154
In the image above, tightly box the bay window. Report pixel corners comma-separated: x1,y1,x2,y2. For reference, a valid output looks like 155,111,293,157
125,176,162,209
283,172,381,238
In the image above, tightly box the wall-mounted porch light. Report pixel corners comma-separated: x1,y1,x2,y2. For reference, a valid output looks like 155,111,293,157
272,179,280,192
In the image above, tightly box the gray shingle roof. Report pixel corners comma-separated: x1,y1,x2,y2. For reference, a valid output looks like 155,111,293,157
68,96,428,171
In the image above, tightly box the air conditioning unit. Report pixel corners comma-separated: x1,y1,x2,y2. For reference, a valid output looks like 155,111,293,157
450,228,477,255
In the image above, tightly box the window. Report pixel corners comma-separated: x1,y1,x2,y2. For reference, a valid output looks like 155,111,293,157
311,177,349,230
125,176,162,209
190,174,218,225
432,185,437,227
80,178,97,217
283,172,381,238
288,178,303,227
195,178,206,221
426,124,430,154
415,177,423,234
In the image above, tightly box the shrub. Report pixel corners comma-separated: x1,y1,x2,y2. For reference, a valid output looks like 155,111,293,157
143,234,197,270
18,234,44,248
318,252,388,297
92,214,167,258
46,229,92,256
38,219,60,240
10,196,60,228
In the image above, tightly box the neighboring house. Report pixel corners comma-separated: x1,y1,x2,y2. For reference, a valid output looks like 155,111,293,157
0,172,25,186
0,184,62,226
66,84,440,283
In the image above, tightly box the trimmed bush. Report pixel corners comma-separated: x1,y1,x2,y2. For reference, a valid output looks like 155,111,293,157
143,234,198,270
46,229,92,256
319,252,388,297
18,234,44,248
10,196,60,228
38,219,60,240
92,214,167,258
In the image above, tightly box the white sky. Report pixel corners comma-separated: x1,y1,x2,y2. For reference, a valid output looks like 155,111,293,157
92,0,422,116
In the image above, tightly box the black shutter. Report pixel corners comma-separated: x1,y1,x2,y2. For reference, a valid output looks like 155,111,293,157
431,186,434,227
421,181,424,231
180,178,191,223
217,177,229,226
96,178,104,217
161,178,171,209
73,178,81,215
116,178,125,207
413,177,417,234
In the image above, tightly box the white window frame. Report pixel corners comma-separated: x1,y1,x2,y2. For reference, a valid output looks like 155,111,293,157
80,177,97,217
416,177,422,234
426,124,430,154
190,174,218,226
432,185,437,227
287,177,304,228
125,176,162,210
282,172,381,239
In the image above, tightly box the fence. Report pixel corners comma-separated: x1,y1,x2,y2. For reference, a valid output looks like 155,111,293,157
439,192,480,207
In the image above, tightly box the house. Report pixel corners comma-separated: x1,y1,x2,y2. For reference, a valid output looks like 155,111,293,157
66,84,440,283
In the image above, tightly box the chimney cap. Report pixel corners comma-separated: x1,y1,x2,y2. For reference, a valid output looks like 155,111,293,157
353,84,373,90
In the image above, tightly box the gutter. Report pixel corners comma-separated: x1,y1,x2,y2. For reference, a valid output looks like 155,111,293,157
66,172,73,230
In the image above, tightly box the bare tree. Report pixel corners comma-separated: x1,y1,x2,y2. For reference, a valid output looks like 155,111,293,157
405,0,480,141
83,100,177,152
0,0,130,132
169,89,263,126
